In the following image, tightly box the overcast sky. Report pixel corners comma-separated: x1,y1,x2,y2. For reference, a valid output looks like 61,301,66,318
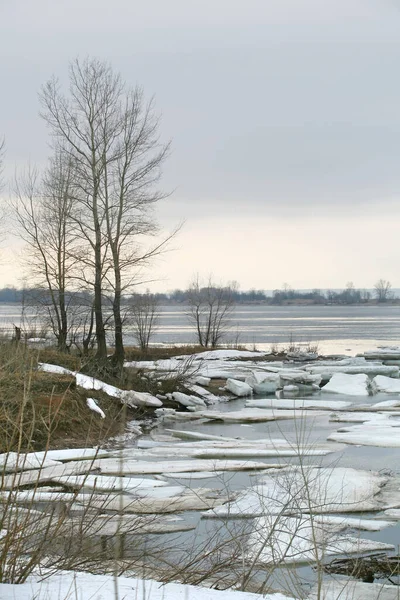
1,0,400,291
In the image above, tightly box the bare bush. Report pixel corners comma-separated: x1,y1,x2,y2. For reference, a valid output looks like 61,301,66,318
129,292,160,352
186,277,236,348
374,279,392,302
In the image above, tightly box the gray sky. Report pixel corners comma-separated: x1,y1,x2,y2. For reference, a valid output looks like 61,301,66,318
1,0,400,291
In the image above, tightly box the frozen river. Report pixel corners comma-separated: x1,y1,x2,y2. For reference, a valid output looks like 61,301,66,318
1,302,399,355
132,304,400,355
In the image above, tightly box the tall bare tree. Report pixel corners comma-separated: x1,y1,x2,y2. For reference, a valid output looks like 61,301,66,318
40,58,171,367
186,277,236,348
13,154,76,351
374,279,392,302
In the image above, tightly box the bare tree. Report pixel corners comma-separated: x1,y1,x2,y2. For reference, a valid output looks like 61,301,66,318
40,58,172,368
186,277,236,348
374,279,392,302
13,154,76,352
0,137,5,192
129,291,160,352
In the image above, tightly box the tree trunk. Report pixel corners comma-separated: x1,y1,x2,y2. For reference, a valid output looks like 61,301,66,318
94,247,107,360
111,252,125,371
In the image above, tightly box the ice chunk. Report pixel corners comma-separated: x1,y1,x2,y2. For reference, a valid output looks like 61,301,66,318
306,364,399,379
120,390,162,408
203,467,389,518
195,376,211,386
0,452,61,472
321,373,370,396
328,419,400,447
199,408,325,423
172,391,206,409
372,375,400,394
246,398,352,410
225,378,253,397
247,513,394,565
245,372,280,394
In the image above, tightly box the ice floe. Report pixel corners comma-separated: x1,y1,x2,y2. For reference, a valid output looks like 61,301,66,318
120,389,163,408
321,373,370,396
305,363,399,379
0,452,61,472
328,417,400,447
172,391,207,409
203,467,392,518
372,375,400,394
246,398,352,410
53,474,169,492
89,457,273,475
198,408,326,423
247,513,394,565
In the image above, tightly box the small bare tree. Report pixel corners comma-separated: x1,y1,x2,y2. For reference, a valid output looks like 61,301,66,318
186,277,236,348
374,279,392,302
13,154,76,352
0,137,4,191
129,291,160,352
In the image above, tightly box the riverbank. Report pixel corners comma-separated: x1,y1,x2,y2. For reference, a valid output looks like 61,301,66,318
3,342,400,598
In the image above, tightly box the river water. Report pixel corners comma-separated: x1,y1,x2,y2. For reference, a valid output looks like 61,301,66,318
2,303,399,356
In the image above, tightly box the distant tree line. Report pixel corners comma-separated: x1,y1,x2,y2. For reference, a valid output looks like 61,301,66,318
0,279,394,307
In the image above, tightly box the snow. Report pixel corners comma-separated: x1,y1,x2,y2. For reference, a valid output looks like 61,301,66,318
226,378,253,397
321,373,370,396
306,579,400,600
189,349,269,361
75,373,121,398
38,362,74,375
0,570,294,600
246,398,352,410
372,375,400,394
247,514,394,565
86,397,105,418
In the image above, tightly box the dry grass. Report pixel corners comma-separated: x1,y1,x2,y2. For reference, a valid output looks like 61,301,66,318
0,342,127,453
